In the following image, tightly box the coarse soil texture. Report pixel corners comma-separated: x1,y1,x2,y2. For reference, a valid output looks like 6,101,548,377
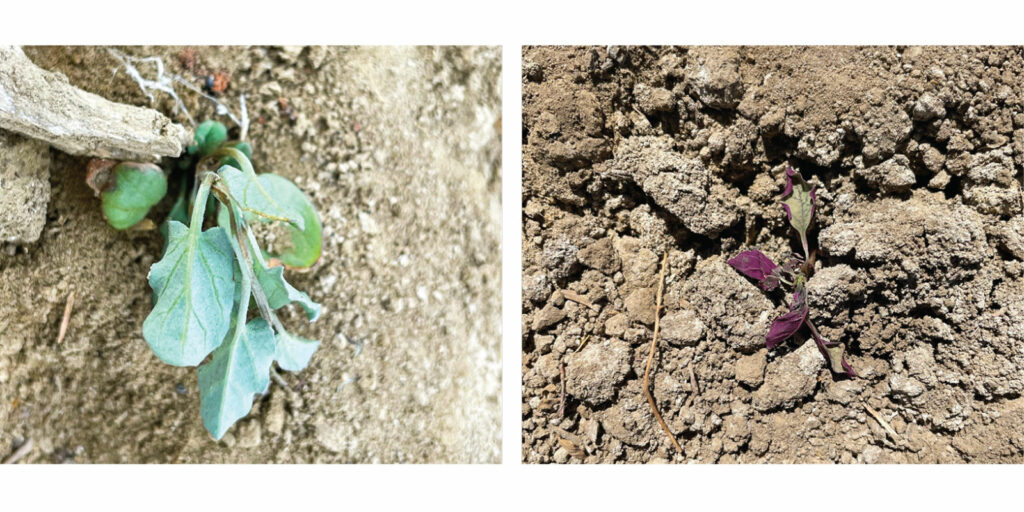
521,45,1024,463
1,46,501,463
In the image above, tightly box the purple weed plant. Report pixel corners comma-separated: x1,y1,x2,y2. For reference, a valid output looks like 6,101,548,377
728,166,854,377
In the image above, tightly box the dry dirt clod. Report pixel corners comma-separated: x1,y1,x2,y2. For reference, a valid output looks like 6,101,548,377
735,352,767,389
659,309,705,347
565,338,631,407
752,339,824,412
0,129,49,243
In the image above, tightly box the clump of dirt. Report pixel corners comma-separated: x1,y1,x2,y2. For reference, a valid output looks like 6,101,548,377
521,46,1024,463
0,46,501,463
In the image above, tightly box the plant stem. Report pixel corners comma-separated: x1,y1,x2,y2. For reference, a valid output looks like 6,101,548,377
804,317,836,364
804,318,829,346
190,172,217,229
227,221,253,338
228,202,281,333
211,147,256,177
643,252,682,455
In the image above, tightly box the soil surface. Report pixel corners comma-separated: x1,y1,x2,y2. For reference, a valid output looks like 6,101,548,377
521,46,1024,463
1,46,501,463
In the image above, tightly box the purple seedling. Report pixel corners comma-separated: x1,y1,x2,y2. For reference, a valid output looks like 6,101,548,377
728,166,854,377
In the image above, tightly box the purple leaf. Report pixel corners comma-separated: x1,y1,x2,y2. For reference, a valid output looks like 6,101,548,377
727,250,779,290
765,307,807,349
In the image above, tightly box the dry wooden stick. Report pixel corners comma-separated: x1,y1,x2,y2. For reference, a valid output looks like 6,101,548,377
56,290,75,344
2,439,33,464
643,252,682,454
863,402,906,447
575,334,591,352
558,361,567,418
684,363,699,408
1019,176,1024,213
562,289,598,311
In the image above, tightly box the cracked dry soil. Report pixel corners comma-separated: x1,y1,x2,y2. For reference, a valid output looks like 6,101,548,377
522,45,1024,463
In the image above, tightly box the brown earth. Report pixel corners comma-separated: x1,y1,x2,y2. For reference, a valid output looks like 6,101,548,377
0,46,501,463
521,46,1024,463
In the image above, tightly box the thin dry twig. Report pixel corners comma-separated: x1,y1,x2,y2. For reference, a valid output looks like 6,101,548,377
561,289,598,311
643,252,682,454
558,361,567,418
2,439,33,464
864,402,906,446
56,290,75,344
1018,173,1024,213
575,334,591,353
684,363,699,408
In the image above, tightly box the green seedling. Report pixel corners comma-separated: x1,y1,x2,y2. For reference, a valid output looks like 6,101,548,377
97,120,324,439
189,119,228,158
97,162,167,230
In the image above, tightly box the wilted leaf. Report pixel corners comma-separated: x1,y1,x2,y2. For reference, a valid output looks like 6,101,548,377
101,162,167,230
198,318,277,440
255,262,322,321
780,166,816,259
85,158,118,196
823,343,851,375
143,220,236,366
807,318,856,377
561,289,598,311
215,202,322,322
258,174,323,269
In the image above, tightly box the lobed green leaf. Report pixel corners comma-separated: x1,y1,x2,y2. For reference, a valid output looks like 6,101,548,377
255,262,322,321
274,330,320,372
198,318,277,440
